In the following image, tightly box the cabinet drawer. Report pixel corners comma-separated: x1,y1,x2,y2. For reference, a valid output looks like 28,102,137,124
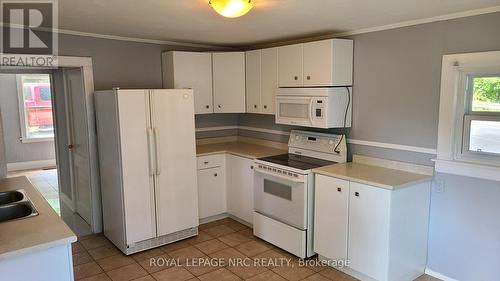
197,154,225,169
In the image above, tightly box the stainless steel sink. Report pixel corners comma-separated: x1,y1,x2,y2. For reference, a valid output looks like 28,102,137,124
0,202,38,223
0,190,24,205
0,189,39,223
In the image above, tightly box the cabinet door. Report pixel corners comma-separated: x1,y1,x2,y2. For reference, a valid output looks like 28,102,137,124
163,52,213,114
197,166,226,219
278,44,303,87
303,40,333,87
348,182,391,281
245,50,261,113
261,47,278,114
212,52,246,113
314,175,349,261
227,155,254,224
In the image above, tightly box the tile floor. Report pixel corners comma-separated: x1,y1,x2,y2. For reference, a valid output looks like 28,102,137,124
8,168,60,214
72,218,442,281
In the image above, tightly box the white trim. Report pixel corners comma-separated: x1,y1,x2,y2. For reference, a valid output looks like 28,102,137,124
333,6,500,37
195,125,238,132
238,126,291,136
7,159,56,172
55,28,223,49
425,268,461,281
348,139,437,155
434,159,500,182
195,125,437,154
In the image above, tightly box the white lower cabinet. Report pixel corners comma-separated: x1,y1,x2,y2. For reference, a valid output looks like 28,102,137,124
227,155,255,224
314,175,349,261
197,166,226,219
196,154,254,225
314,174,431,281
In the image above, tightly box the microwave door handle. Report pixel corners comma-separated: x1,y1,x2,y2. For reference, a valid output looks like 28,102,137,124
309,99,315,125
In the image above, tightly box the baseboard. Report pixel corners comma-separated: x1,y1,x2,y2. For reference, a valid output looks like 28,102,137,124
7,159,56,172
425,268,460,281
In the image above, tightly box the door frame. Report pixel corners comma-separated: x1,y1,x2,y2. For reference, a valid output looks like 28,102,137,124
0,54,102,233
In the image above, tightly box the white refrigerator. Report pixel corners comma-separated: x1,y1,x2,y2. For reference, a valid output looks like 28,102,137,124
95,89,199,255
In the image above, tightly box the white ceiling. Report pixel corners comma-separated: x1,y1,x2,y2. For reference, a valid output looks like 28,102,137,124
59,0,500,47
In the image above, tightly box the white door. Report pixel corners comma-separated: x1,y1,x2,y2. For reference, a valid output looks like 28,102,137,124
314,175,349,261
151,89,199,236
197,167,226,219
65,68,92,224
260,47,278,114
278,44,303,87
227,155,254,224
164,52,213,114
348,182,391,281
303,40,333,87
212,52,246,113
245,50,261,113
116,90,156,244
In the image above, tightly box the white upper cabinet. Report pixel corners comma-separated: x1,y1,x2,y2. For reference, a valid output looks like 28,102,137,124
278,44,303,87
162,51,213,114
245,47,278,114
278,39,353,87
260,48,278,114
245,50,261,113
212,52,246,113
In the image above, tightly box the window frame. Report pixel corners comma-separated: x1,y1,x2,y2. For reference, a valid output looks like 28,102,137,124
436,51,500,181
16,74,55,143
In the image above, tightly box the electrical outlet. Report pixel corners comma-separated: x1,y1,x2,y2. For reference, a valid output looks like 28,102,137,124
432,179,445,193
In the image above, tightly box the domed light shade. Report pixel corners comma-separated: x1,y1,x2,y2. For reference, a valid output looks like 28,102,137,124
209,0,253,18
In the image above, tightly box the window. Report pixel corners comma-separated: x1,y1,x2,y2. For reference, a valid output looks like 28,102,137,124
462,75,500,156
436,51,500,181
16,74,54,142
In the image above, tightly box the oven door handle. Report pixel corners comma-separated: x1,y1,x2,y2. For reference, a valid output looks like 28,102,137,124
254,167,305,183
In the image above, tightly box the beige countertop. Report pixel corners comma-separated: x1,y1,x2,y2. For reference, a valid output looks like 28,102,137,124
313,162,433,190
197,141,286,159
0,176,76,260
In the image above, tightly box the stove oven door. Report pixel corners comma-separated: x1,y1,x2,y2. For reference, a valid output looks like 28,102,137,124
254,166,308,229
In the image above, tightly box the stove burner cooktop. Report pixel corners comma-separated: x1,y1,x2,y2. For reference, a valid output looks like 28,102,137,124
258,153,336,171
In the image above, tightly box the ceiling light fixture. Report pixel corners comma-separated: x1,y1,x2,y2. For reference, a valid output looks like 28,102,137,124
209,0,254,18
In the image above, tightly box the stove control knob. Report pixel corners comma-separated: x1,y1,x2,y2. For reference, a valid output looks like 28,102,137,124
295,136,300,140
329,140,334,145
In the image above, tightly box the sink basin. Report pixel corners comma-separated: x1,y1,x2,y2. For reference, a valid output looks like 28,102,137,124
0,190,24,205
0,202,38,223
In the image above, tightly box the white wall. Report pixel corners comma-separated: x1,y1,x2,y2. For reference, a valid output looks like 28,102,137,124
0,73,56,165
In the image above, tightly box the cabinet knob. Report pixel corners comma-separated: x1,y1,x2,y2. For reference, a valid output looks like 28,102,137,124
218,104,222,108
294,76,298,80
307,75,311,80
355,192,360,197
254,104,257,109
263,105,267,109
250,165,254,170
214,173,218,177
206,105,210,109
337,187,342,192
204,161,209,164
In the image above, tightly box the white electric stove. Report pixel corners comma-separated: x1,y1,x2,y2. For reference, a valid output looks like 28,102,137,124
253,130,347,258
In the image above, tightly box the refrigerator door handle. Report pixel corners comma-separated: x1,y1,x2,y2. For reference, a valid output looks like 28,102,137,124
153,128,161,175
146,128,155,176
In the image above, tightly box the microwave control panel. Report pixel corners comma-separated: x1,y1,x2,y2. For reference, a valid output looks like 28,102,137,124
313,99,325,118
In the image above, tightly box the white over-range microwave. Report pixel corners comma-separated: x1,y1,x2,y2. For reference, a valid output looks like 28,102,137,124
275,87,352,128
